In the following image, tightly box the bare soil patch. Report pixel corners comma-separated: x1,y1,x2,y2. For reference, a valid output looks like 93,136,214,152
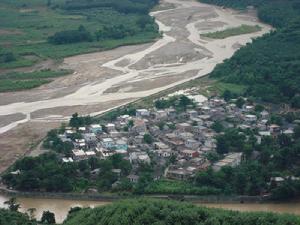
0,121,60,173
0,29,23,36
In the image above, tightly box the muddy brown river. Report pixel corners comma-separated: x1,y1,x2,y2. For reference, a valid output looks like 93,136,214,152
0,194,300,223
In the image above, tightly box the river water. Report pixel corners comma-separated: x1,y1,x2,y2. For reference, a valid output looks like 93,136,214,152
0,194,300,224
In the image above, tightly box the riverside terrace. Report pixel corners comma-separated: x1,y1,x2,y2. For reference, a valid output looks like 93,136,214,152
40,93,297,183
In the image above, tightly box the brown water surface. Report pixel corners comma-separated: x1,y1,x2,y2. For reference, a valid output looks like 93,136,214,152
1,194,300,223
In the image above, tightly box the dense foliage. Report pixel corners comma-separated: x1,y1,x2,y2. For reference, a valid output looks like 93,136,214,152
0,208,36,225
63,199,300,225
194,126,300,199
48,25,93,44
61,0,158,14
0,52,16,63
2,153,131,192
200,0,300,107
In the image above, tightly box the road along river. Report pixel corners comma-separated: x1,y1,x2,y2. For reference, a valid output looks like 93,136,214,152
0,0,272,134
0,194,300,223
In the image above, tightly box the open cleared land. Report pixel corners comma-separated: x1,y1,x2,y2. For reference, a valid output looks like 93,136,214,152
202,24,262,39
0,0,159,70
0,69,71,92
0,0,271,173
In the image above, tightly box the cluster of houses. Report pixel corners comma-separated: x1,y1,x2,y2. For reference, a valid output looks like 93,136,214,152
57,92,297,183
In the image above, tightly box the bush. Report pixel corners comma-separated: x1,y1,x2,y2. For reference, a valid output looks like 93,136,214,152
62,199,300,225
48,25,93,45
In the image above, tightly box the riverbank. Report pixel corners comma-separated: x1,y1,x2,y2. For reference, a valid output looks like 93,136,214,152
1,191,300,224
0,186,273,204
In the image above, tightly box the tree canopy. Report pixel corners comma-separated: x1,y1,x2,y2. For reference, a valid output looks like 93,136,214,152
62,199,300,225
0,208,36,225
201,0,300,107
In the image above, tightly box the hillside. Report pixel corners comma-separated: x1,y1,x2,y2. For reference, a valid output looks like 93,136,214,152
200,0,300,107
0,208,36,225
62,199,300,225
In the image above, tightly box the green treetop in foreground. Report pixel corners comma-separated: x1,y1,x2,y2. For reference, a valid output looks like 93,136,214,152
0,208,36,225
62,199,300,225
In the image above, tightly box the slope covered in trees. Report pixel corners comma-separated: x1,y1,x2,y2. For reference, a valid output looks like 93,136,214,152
0,208,36,225
200,0,300,107
2,152,131,192
62,199,300,225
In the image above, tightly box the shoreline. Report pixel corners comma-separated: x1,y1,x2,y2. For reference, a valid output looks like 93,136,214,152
0,187,281,204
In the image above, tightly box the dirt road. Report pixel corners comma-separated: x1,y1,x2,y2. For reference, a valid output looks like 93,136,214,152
0,0,272,172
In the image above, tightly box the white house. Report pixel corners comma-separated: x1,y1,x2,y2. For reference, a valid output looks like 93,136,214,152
212,153,242,171
136,109,150,117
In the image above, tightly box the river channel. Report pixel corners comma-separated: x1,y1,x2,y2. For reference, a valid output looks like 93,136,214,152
0,194,299,223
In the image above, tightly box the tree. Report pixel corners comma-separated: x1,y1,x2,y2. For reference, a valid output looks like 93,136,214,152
4,198,20,212
143,133,153,144
294,126,300,139
128,120,134,128
41,211,56,224
211,121,224,133
137,16,152,29
205,151,220,163
179,95,192,109
0,52,16,63
70,113,81,128
255,104,264,112
291,96,300,108
216,135,229,154
48,26,93,45
223,90,232,101
236,97,245,108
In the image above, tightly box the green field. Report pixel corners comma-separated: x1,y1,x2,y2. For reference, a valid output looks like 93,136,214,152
0,69,71,92
202,25,261,39
0,0,159,70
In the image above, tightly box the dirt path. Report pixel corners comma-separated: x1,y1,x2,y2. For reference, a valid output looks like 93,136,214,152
0,0,272,172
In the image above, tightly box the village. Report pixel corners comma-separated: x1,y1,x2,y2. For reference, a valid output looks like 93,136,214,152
54,90,296,186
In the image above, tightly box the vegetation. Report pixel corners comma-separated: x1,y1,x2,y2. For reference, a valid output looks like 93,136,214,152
144,179,221,195
154,95,195,111
2,153,131,192
63,199,300,225
48,25,93,45
0,69,70,92
41,211,56,224
0,0,159,69
200,0,300,107
4,197,20,212
202,24,261,39
194,126,300,200
0,208,36,225
0,52,16,63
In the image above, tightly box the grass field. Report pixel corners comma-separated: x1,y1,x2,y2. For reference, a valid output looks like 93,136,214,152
202,24,261,39
0,0,159,70
0,69,71,92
